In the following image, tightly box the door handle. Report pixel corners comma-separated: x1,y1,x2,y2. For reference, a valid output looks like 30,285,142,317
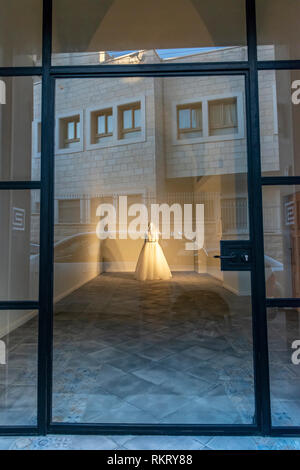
217,241,252,271
214,254,237,260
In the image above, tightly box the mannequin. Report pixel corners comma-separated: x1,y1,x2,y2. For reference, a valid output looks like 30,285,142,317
135,222,172,281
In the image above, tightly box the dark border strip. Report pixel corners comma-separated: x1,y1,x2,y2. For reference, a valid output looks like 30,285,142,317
271,427,300,437
0,181,41,190
1,0,300,438
0,301,39,310
48,423,259,437
37,0,54,436
245,0,271,435
266,298,300,308
261,176,300,186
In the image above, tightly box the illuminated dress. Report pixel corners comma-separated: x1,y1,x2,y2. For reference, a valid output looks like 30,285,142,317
135,223,172,281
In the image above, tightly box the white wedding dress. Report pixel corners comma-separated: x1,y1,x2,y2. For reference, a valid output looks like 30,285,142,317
135,224,172,281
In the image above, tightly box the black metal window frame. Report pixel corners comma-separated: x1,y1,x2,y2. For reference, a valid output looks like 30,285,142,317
0,0,300,437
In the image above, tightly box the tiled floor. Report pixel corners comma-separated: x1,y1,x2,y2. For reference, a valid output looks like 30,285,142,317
1,272,299,428
52,272,255,425
1,434,300,450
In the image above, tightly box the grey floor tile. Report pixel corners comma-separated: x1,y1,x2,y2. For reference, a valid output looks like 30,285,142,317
125,393,190,419
206,436,258,450
123,436,205,450
0,438,17,450
70,435,118,450
132,364,175,385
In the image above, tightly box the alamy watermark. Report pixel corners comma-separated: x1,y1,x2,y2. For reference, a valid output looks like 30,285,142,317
291,340,300,365
0,340,6,365
95,196,205,250
292,80,300,104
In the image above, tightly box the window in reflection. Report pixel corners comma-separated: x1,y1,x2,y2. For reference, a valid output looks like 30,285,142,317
208,97,238,137
118,102,142,140
177,103,203,139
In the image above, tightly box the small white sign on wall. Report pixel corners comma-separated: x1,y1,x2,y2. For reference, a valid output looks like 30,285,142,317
285,201,295,226
12,207,25,231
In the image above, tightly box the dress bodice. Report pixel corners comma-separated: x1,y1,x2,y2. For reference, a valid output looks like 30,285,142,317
146,226,159,242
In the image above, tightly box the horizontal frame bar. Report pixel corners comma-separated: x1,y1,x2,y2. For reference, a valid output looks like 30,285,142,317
0,301,39,310
258,60,300,70
1,60,300,76
0,181,41,190
0,67,42,76
266,298,300,308
49,423,259,436
261,176,300,186
0,426,38,436
50,62,249,77
270,427,300,437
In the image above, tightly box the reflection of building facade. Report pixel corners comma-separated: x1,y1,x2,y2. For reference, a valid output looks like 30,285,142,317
29,47,299,298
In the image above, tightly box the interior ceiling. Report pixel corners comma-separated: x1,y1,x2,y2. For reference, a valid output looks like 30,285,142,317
0,0,42,54
256,0,299,47
52,0,247,53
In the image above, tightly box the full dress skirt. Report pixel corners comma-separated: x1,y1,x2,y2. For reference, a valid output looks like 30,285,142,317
135,240,172,281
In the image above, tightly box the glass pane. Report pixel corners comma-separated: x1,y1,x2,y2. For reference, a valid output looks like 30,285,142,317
263,185,300,299
76,121,80,139
256,0,300,61
0,0,42,67
0,190,40,301
52,0,247,65
259,70,300,177
178,108,190,129
123,109,132,129
97,115,106,134
67,121,75,140
134,108,141,128
52,76,254,425
0,76,41,181
191,107,202,129
209,98,238,136
107,114,113,133
0,310,38,425
268,307,300,426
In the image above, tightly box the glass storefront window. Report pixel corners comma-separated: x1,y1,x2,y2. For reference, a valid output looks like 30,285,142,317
0,190,40,301
259,70,300,177
51,76,255,425
52,0,247,65
263,185,300,299
0,0,42,67
0,76,41,181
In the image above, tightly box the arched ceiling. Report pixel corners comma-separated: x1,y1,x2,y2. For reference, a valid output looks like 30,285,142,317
52,0,247,53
